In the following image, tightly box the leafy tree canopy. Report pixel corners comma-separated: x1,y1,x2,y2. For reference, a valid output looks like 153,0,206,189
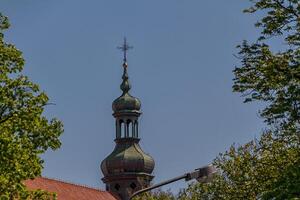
185,0,300,199
233,0,300,131
133,190,176,200
0,13,63,199
134,0,300,199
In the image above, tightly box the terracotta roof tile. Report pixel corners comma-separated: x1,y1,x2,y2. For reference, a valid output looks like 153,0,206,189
24,177,117,200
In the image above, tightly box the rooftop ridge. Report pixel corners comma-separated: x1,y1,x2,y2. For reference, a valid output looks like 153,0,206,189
39,176,103,192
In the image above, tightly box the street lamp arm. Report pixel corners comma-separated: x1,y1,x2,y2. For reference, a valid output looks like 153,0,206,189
129,165,216,200
129,174,187,200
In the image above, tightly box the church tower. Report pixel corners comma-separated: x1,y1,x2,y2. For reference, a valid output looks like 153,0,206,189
101,39,155,200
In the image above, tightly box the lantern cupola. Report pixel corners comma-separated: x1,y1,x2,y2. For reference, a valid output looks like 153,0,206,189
101,38,155,200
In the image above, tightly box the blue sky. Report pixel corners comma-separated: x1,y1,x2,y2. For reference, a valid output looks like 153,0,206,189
2,0,267,192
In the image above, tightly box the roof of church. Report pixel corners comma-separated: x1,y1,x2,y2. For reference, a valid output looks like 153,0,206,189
24,177,117,200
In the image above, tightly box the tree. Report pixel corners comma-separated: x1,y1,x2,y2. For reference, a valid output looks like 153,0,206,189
177,0,300,199
233,0,300,132
0,13,63,199
133,190,175,200
232,0,300,198
177,131,299,199
135,0,300,199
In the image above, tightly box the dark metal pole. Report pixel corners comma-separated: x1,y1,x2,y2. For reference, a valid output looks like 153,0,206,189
129,174,188,200
128,165,216,200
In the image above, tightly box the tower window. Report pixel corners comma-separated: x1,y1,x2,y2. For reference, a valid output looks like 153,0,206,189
126,119,132,137
121,121,126,138
130,182,137,190
135,121,139,138
114,183,120,191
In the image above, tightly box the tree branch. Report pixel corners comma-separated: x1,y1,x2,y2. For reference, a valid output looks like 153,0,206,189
0,113,13,124
274,0,299,18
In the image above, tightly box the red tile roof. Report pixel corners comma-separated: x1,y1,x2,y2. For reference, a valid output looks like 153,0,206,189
24,177,117,200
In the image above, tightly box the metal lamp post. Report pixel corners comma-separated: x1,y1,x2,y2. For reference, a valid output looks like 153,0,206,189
129,165,217,200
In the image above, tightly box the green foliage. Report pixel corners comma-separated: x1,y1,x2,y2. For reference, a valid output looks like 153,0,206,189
262,156,300,199
231,1,300,196
132,190,176,200
0,13,63,199
176,0,300,199
233,0,300,130
177,132,299,199
131,131,299,200
137,1,300,199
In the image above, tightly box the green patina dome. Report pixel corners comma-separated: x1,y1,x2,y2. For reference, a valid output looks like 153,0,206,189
112,62,141,113
101,138,155,176
112,93,141,113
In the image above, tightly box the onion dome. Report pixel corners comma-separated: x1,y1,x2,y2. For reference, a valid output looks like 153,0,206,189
112,62,141,113
101,138,155,176
101,39,155,200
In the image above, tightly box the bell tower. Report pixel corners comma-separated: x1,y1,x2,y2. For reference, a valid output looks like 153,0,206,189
101,39,155,200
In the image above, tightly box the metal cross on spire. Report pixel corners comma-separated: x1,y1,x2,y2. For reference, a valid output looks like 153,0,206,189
117,37,133,63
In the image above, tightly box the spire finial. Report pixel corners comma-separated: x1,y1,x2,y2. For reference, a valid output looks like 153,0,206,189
117,37,133,66
117,38,133,94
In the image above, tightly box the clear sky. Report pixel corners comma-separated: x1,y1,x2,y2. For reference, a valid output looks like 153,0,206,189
2,0,267,192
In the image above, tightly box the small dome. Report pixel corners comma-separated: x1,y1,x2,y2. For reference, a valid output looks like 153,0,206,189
101,139,155,176
112,93,141,113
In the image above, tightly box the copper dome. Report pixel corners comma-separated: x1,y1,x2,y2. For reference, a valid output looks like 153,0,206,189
101,138,155,176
